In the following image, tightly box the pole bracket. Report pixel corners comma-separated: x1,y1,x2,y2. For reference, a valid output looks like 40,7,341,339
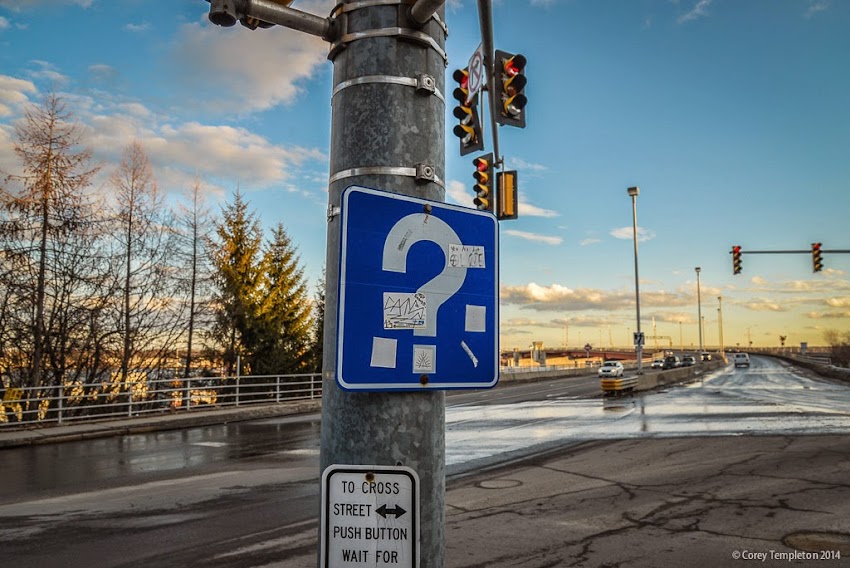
329,165,443,188
332,73,443,104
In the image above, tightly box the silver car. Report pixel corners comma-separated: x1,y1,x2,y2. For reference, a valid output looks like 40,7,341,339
598,361,624,378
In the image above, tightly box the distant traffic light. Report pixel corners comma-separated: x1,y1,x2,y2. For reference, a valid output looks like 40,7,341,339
494,50,527,128
732,245,742,274
452,68,484,156
812,242,823,272
472,153,494,212
497,170,518,221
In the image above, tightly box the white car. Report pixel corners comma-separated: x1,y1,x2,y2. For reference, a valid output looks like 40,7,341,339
598,361,624,378
651,359,664,369
733,353,750,368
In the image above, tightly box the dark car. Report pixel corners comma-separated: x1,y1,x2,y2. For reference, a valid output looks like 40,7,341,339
662,356,681,369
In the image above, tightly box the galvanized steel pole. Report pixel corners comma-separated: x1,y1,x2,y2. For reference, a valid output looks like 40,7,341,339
627,186,643,373
321,2,448,566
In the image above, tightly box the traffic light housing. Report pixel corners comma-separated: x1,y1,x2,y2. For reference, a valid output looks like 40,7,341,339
494,50,527,128
812,242,823,272
472,153,494,212
732,245,742,274
452,68,484,156
497,170,518,221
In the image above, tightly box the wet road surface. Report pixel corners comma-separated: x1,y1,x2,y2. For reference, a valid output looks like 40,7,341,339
2,355,849,567
447,355,850,470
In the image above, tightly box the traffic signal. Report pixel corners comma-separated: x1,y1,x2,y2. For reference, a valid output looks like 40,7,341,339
494,50,527,128
812,242,823,272
732,245,742,274
472,153,494,212
497,170,518,221
452,68,484,156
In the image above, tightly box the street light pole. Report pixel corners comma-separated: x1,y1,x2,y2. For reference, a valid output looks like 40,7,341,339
627,186,642,373
695,267,703,358
717,296,724,356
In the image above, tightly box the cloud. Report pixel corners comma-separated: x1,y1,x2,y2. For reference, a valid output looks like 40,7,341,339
171,12,329,115
507,157,547,172
0,0,94,9
504,230,562,245
826,298,850,308
501,282,692,312
677,0,712,24
807,311,850,319
124,22,150,33
610,226,655,242
743,300,788,312
804,1,830,18
0,16,9,29
519,200,559,218
579,238,601,246
0,75,37,116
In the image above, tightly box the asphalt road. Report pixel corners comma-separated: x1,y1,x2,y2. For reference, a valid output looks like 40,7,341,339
2,356,849,567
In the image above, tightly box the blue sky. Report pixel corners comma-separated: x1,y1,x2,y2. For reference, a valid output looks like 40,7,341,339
1,0,848,352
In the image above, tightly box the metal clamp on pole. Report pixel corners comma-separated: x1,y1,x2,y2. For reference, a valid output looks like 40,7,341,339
332,74,444,104
329,27,448,64
329,165,443,188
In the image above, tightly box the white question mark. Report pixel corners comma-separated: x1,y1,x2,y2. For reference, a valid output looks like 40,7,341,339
382,213,467,337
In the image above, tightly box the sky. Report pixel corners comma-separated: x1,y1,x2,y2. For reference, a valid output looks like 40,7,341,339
0,0,848,353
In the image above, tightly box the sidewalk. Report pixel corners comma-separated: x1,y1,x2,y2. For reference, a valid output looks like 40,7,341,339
0,399,321,449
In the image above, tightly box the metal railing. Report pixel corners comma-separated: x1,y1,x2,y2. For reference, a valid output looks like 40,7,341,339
0,373,322,428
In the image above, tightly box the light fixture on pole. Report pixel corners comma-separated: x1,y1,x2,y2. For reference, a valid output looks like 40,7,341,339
627,186,643,374
695,267,703,359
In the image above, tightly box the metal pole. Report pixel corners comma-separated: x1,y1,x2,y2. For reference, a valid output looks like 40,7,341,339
320,3,447,565
718,296,724,355
695,267,703,357
627,187,642,373
477,0,501,169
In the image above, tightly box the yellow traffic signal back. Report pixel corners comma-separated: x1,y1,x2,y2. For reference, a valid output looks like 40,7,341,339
452,68,484,156
472,153,494,212
494,50,527,128
732,245,742,274
812,242,823,272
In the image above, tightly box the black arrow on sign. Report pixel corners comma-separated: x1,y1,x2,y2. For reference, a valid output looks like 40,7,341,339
376,504,406,519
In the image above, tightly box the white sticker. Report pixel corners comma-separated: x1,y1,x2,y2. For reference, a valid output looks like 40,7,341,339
448,244,485,269
465,305,486,333
412,345,436,373
383,292,426,330
370,337,397,369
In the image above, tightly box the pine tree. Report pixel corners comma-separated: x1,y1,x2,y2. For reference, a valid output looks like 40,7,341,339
309,267,326,373
253,223,314,375
208,190,264,375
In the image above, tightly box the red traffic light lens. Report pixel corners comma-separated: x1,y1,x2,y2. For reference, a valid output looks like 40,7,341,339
504,54,527,76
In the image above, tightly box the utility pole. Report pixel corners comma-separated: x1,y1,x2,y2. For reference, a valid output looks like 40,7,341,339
322,3,448,566
206,1,449,565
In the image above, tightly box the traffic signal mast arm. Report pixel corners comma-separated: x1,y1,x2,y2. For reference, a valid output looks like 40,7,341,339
729,244,850,275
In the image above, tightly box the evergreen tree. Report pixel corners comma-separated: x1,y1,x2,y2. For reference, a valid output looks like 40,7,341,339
253,223,314,375
309,267,326,373
208,190,263,375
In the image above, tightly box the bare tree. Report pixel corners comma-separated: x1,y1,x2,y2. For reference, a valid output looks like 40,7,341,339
109,141,179,384
0,91,101,388
174,177,215,377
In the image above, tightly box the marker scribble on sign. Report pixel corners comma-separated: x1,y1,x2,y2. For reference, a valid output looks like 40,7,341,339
383,292,426,330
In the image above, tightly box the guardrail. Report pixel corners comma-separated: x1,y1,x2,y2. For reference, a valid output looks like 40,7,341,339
0,373,322,428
